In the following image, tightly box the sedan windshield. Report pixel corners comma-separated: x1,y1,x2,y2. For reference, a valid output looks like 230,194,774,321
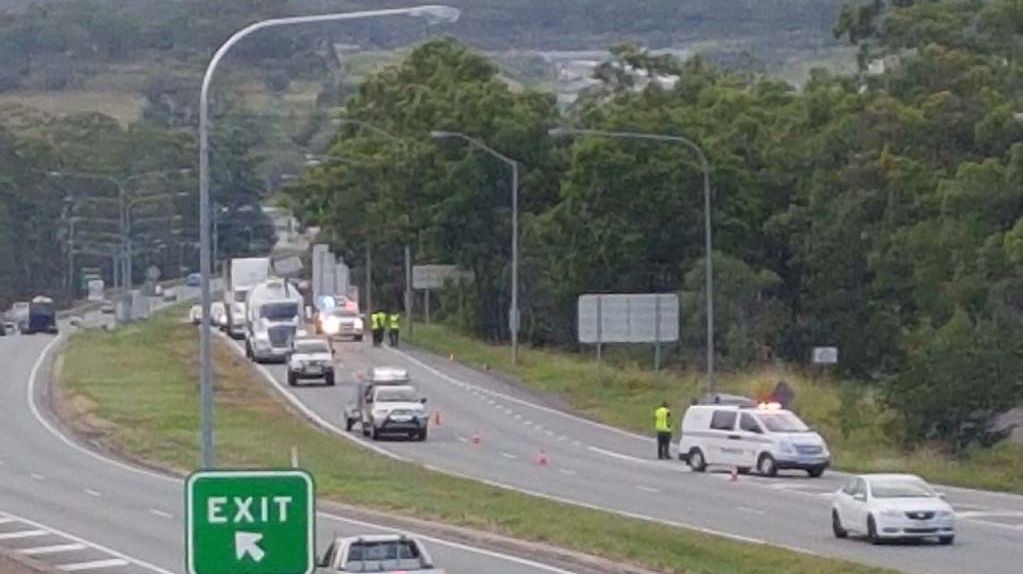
757,412,810,432
871,479,936,499
376,388,419,403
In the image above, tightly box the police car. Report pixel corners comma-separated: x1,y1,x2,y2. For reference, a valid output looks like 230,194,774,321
677,399,830,477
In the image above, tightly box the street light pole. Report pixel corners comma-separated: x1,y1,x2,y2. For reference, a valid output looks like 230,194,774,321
198,4,460,469
549,127,716,394
430,130,521,365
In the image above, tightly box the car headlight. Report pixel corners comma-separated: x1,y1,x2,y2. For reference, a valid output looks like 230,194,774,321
354,318,364,330
323,317,341,335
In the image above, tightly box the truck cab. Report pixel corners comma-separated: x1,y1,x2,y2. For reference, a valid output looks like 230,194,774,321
316,534,442,573
25,296,57,335
244,278,303,363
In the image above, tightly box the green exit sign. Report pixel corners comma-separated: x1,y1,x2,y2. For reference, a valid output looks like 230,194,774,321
186,470,315,574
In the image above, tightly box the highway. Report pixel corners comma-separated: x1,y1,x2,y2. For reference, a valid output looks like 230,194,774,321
0,305,580,574
242,336,1023,574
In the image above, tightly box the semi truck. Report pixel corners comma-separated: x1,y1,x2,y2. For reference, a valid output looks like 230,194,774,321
25,296,57,334
244,277,304,363
223,257,272,339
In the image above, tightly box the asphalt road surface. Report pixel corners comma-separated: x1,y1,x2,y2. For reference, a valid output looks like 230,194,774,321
240,335,1023,574
0,302,576,574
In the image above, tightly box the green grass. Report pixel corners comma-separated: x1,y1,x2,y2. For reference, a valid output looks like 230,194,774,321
406,322,1023,494
57,309,895,574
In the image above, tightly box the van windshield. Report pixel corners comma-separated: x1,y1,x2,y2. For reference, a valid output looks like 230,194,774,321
757,412,810,432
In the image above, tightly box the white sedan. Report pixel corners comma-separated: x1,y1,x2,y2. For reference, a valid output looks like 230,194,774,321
832,473,955,545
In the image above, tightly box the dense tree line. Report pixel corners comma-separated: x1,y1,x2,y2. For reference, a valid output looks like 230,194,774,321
286,0,1023,450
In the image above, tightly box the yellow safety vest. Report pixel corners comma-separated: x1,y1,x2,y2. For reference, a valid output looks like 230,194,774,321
389,314,400,330
654,407,671,432
371,313,384,330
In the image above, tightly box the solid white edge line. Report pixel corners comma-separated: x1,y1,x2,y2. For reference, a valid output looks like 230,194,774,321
0,509,175,574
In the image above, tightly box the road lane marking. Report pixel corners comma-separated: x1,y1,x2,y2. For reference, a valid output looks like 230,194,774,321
500,452,518,460
21,543,88,555
523,419,532,425
58,558,130,571
0,517,16,524
83,489,102,498
558,469,577,476
545,430,555,437
30,473,45,481
636,485,661,493
148,510,173,519
0,530,48,540
739,506,765,515
456,436,468,443
0,509,175,574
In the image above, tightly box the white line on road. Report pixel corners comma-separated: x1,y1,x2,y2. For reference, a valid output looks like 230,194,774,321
30,473,45,481
456,436,468,443
558,469,577,476
21,543,88,555
83,489,102,498
0,517,15,524
738,506,765,515
636,485,661,494
0,529,48,540
148,509,173,519
500,452,518,460
58,558,130,571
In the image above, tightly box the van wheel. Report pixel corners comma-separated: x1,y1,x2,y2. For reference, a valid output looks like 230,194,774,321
832,510,848,538
245,343,252,359
757,454,778,477
325,372,335,386
361,424,370,438
287,372,297,386
345,418,354,432
938,536,954,545
688,449,706,472
808,466,825,478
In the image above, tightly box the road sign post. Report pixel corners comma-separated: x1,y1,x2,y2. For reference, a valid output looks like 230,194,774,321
186,470,315,574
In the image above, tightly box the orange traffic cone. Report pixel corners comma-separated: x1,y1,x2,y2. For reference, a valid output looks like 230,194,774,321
433,411,442,426
730,467,738,482
471,429,481,445
536,448,549,466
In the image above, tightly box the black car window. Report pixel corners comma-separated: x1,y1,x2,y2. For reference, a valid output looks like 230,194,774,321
739,413,762,433
709,410,737,431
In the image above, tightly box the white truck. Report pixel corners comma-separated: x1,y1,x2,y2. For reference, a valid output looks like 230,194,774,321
317,534,442,573
224,257,271,339
244,277,304,363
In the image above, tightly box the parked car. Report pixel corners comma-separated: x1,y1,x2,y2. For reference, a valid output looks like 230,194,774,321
286,337,335,386
186,272,201,287
345,371,428,441
678,401,830,477
831,474,955,545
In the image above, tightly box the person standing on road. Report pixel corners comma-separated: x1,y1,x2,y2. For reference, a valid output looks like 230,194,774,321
654,401,672,460
370,310,385,347
388,311,401,347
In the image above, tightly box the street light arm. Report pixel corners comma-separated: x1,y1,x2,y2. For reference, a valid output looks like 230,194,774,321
431,131,518,171
549,127,709,174
337,118,405,145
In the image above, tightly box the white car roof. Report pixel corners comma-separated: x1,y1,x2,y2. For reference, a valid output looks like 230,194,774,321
339,534,418,544
859,473,926,482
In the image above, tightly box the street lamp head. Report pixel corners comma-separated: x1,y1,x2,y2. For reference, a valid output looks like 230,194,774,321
430,130,455,139
547,127,572,138
408,5,460,25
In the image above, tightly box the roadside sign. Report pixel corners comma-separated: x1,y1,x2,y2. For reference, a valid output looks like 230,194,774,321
412,265,471,290
578,294,679,344
812,346,838,365
186,470,315,574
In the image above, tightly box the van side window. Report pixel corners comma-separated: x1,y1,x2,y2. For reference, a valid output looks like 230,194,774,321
739,413,762,433
709,410,737,431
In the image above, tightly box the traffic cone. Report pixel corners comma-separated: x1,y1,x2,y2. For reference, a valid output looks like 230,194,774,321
471,429,481,445
536,448,549,466
433,410,442,426
730,467,738,482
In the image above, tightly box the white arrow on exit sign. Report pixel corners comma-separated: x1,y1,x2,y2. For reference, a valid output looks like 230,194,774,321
235,532,265,562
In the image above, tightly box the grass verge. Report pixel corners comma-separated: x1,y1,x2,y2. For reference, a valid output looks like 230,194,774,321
56,309,895,574
406,323,1023,494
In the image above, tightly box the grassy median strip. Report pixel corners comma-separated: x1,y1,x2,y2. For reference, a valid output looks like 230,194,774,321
57,310,894,574
406,323,1023,493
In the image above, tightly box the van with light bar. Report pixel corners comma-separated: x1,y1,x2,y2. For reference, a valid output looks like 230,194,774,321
677,401,830,477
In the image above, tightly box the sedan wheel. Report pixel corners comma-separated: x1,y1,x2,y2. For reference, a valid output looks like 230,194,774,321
832,510,848,539
867,516,882,545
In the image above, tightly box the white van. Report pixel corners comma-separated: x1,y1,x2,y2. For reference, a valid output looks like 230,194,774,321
677,403,830,477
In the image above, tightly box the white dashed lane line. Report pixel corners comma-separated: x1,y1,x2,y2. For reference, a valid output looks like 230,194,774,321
148,509,173,519
21,543,89,556
558,468,577,476
635,485,661,494
30,473,45,481
500,452,518,460
58,558,130,571
83,489,103,498
0,529,48,540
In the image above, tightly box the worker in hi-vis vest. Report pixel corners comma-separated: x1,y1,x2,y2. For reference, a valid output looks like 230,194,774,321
654,401,672,460
370,310,386,347
388,312,401,347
